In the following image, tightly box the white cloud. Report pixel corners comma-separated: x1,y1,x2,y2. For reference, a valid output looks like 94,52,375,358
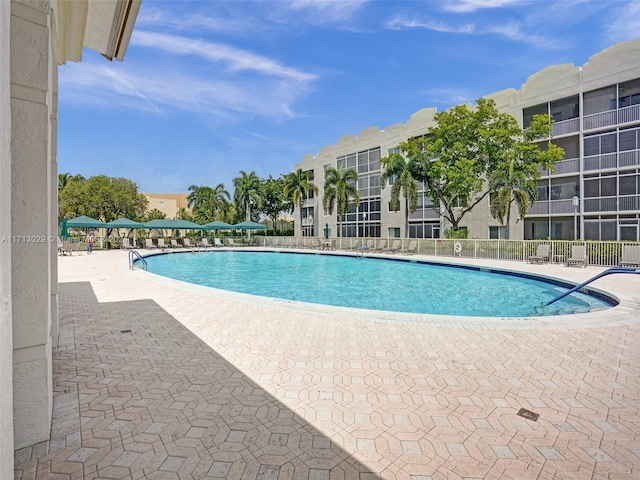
287,0,368,23
440,0,522,13
386,15,475,33
605,2,640,43
132,31,316,83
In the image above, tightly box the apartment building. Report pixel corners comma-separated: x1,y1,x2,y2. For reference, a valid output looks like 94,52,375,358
143,192,191,219
293,39,640,241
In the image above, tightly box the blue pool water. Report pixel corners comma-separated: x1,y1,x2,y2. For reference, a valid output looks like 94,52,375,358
140,251,614,317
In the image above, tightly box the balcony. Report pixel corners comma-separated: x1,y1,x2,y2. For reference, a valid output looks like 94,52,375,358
583,104,640,131
551,117,579,136
584,196,617,212
619,194,640,211
619,149,640,168
583,153,617,171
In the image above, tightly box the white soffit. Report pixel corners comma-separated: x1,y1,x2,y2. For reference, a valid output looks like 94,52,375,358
57,0,141,64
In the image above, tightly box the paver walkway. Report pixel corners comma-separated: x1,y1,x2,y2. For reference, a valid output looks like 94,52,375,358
14,249,640,479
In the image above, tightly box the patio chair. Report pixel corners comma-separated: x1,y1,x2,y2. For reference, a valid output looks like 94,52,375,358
566,245,588,268
402,240,417,255
157,238,169,250
121,238,134,249
619,245,640,267
528,244,550,264
145,239,157,249
170,239,184,248
183,238,194,248
374,239,387,253
200,238,212,249
227,238,237,247
389,239,401,253
214,237,224,247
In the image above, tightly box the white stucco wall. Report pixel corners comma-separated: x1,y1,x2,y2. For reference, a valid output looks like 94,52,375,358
0,2,15,479
10,0,54,450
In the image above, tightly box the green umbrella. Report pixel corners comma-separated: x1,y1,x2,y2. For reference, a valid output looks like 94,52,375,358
66,215,107,228
106,217,145,229
232,220,267,230
201,220,233,230
59,218,69,240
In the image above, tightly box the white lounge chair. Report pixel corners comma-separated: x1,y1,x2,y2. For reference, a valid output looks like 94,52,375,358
145,239,157,249
374,239,387,253
157,238,169,250
170,239,184,249
403,240,417,255
200,238,212,249
121,238,134,249
183,238,194,248
528,244,550,263
214,237,224,247
389,240,401,253
620,245,640,267
566,245,588,268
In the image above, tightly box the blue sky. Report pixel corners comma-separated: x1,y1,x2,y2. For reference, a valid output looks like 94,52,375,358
58,0,640,194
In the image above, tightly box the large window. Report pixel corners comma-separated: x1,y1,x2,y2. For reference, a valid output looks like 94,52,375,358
584,86,617,115
489,226,507,239
553,135,580,159
584,174,617,198
620,127,640,151
618,78,640,108
550,177,579,200
584,131,617,156
550,96,579,122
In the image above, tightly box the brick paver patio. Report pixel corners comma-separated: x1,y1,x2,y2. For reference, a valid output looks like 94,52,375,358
14,249,640,479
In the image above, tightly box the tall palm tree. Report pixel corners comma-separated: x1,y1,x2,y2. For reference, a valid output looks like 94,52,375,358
381,152,418,238
187,183,230,223
233,170,263,221
489,159,537,239
323,167,359,238
284,169,318,235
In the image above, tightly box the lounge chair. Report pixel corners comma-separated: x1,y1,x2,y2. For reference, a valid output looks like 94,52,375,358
403,240,417,255
200,238,212,249
389,240,401,253
528,244,550,264
145,239,157,249
183,238,194,248
121,238,134,249
619,245,640,267
157,238,169,250
566,245,588,268
59,240,76,255
170,239,184,248
214,237,224,248
374,239,387,253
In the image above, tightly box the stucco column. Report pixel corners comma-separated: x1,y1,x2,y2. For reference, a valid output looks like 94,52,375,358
10,0,54,450
0,1,14,477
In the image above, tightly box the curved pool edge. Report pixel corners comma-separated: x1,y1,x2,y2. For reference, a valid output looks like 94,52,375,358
121,248,640,330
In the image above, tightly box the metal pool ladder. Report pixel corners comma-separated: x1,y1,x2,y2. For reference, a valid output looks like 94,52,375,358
128,250,147,270
544,266,639,307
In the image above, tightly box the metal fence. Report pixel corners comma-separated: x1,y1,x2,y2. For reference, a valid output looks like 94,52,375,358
258,237,639,268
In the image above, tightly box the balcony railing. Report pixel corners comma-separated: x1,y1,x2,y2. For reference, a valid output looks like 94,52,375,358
584,196,617,212
583,104,640,130
619,149,640,168
527,199,578,216
619,194,640,211
584,153,617,171
552,117,579,136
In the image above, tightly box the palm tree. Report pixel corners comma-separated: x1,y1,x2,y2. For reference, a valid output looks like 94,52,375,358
489,159,537,239
381,152,418,238
284,169,318,236
187,183,230,223
323,167,359,238
233,171,263,221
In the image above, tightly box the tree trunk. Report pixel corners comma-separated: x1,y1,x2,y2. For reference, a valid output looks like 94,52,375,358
404,197,409,238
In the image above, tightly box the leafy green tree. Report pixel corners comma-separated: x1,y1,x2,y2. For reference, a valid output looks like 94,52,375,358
187,183,230,223
262,175,290,233
404,98,562,232
176,207,194,222
323,167,359,238
284,169,318,235
380,153,418,238
233,170,264,221
58,174,147,222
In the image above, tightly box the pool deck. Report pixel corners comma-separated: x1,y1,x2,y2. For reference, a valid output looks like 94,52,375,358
15,248,640,480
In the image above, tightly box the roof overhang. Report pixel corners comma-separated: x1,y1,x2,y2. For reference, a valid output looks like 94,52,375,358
56,0,142,65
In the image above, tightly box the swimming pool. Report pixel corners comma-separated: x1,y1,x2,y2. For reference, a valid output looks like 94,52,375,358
140,251,614,317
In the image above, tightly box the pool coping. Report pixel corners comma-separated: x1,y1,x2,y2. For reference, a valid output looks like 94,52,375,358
125,248,640,330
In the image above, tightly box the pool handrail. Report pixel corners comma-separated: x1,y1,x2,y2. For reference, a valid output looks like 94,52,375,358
128,250,147,270
544,266,639,306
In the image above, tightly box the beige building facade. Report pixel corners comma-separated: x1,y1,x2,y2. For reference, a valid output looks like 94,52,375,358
0,0,141,476
294,40,640,242
143,192,191,219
